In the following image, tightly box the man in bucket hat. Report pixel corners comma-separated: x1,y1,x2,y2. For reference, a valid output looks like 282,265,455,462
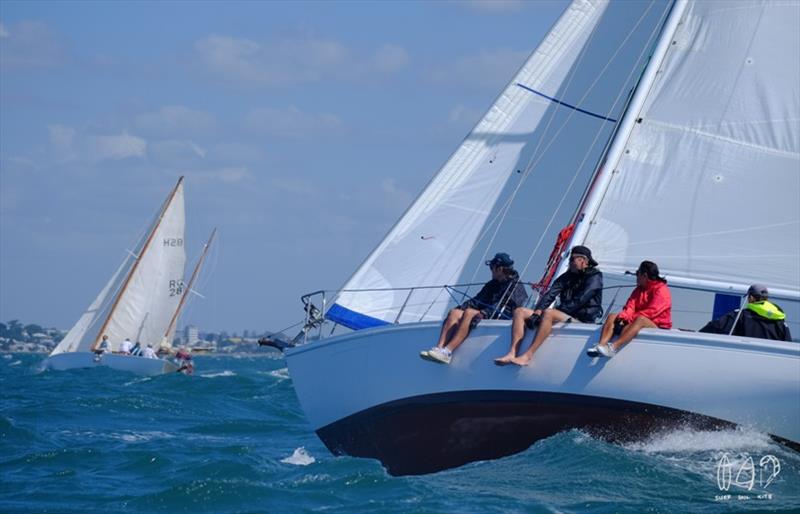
699,284,792,341
496,246,603,366
422,252,527,365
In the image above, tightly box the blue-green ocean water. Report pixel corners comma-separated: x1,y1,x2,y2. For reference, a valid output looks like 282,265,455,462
1,352,798,513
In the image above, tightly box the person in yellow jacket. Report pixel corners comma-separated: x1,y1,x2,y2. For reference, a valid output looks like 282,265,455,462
700,284,792,341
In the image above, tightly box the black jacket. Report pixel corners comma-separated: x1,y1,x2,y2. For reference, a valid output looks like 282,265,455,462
699,304,792,342
461,270,528,320
534,267,603,323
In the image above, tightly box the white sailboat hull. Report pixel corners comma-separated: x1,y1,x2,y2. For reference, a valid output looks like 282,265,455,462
286,321,800,475
45,352,179,376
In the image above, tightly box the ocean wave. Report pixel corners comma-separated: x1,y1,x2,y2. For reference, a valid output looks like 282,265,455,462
625,426,775,454
199,370,237,378
260,368,289,381
111,430,176,443
281,447,316,466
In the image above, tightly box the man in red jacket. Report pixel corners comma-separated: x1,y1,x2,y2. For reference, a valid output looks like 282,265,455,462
588,260,671,358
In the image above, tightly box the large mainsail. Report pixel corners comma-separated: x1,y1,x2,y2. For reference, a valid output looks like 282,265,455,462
579,0,800,296
100,180,186,349
329,0,611,329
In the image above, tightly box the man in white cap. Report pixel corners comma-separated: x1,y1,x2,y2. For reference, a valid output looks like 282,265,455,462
700,284,792,341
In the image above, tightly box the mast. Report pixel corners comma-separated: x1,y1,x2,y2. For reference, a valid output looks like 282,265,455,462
162,227,217,344
90,176,185,351
554,0,689,278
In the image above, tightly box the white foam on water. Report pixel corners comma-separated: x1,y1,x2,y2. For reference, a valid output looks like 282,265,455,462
9,360,22,366
123,376,153,386
625,426,774,454
281,447,316,466
199,370,236,378
266,367,289,380
112,430,175,443
3,354,13,359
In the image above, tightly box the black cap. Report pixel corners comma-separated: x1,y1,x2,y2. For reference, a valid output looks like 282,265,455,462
485,252,514,268
747,284,768,299
570,245,598,267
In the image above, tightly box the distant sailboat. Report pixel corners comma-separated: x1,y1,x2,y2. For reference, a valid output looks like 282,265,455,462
46,177,208,376
280,0,800,475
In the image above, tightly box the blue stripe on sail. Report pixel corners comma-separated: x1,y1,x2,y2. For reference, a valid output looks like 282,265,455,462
326,303,391,330
515,83,618,123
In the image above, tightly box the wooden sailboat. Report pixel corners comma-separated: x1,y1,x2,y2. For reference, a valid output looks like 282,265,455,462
46,177,192,376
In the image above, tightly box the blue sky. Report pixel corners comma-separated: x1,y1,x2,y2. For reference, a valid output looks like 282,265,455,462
1,0,572,333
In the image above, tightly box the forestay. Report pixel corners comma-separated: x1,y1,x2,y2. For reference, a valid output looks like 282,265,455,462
582,0,800,295
329,0,610,329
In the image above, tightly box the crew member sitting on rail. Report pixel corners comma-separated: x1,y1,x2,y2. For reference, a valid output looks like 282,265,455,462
119,337,132,355
699,284,792,341
421,252,528,365
498,245,603,366
587,260,671,358
142,344,157,359
95,334,111,355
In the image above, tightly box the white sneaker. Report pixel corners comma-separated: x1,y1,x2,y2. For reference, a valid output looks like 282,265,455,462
586,345,600,357
598,344,616,358
427,347,452,364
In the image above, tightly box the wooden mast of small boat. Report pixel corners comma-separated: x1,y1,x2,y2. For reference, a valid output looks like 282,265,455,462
90,176,185,351
162,227,217,345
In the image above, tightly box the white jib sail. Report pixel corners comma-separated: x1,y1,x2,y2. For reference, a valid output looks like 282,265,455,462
581,0,800,296
329,0,610,329
49,256,134,356
98,181,187,350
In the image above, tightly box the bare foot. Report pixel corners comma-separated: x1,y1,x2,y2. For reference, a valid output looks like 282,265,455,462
510,355,533,366
493,353,516,365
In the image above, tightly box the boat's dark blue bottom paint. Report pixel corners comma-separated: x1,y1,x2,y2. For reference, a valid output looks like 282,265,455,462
316,390,741,476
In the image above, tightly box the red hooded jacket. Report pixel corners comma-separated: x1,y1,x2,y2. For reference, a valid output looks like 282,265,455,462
618,279,672,329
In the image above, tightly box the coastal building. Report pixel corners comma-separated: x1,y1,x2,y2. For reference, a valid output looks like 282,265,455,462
183,325,199,346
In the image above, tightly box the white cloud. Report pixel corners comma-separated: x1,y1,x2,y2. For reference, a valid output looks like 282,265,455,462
430,48,528,90
461,0,527,13
47,124,146,164
448,104,484,125
85,133,146,162
134,105,216,138
194,34,409,86
210,142,265,163
48,125,77,161
245,105,343,138
194,166,254,184
194,34,347,86
148,140,207,166
270,177,318,196
373,44,410,74
380,177,413,210
0,20,65,71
